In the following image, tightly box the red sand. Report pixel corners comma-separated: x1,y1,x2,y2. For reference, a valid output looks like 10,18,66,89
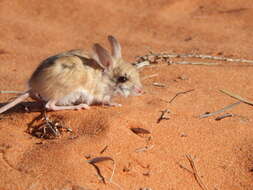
0,0,253,189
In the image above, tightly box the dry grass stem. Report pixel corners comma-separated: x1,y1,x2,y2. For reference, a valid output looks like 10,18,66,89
215,113,233,121
153,82,166,87
169,61,218,66
87,156,114,184
100,145,108,154
179,155,209,190
136,53,253,64
87,156,121,189
142,74,159,81
169,89,195,103
220,89,253,106
199,101,240,119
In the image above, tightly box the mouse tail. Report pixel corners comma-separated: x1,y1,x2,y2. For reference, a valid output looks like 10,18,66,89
0,91,30,114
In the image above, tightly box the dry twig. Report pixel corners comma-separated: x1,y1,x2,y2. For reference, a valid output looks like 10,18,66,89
215,113,233,121
153,82,166,87
142,74,159,81
87,157,114,184
100,145,108,154
169,89,195,103
157,109,170,123
87,156,121,189
169,61,218,66
179,155,208,190
136,53,253,64
220,89,253,106
199,101,240,119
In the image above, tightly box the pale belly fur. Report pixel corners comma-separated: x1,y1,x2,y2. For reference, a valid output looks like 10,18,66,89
56,88,94,106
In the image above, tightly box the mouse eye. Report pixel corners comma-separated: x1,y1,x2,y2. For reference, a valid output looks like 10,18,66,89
117,76,128,83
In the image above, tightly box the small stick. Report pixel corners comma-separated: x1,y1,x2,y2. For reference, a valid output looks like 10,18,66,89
153,82,166,87
178,163,194,174
91,163,106,184
199,101,240,119
100,145,108,154
142,74,159,80
157,109,170,123
134,60,150,68
109,162,123,190
179,155,209,190
169,89,195,103
215,113,233,121
186,155,209,190
169,61,219,66
87,157,113,184
0,91,23,94
87,156,121,189
220,89,253,106
136,53,253,64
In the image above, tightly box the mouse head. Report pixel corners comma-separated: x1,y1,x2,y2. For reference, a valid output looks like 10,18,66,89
92,35,143,97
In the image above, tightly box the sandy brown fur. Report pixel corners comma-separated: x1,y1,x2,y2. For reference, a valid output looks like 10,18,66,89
0,35,143,113
29,55,106,101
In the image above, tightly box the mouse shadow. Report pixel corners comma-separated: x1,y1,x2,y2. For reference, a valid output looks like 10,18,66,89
0,101,45,114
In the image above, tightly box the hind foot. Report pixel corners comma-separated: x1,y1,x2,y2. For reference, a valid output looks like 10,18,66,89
45,100,90,111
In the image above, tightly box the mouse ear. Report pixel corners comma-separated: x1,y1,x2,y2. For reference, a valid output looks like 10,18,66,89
92,43,114,70
108,35,122,60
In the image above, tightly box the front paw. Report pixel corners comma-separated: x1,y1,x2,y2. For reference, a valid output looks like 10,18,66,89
104,102,122,107
110,102,122,107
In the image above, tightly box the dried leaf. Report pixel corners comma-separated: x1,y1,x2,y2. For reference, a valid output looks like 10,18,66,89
130,128,151,136
87,156,115,185
87,156,114,164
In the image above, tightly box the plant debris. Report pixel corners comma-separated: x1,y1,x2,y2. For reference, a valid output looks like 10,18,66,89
178,75,188,80
169,60,218,66
179,155,208,190
27,111,71,139
215,113,233,121
153,82,166,88
100,145,108,154
87,156,115,185
135,52,253,65
142,74,159,81
169,89,195,104
199,101,240,119
157,109,170,123
220,89,253,106
130,127,151,137
87,156,114,165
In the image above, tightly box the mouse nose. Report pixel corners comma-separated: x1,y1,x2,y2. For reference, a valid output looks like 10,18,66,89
135,86,144,95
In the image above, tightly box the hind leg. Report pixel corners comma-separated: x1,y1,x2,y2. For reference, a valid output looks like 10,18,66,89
45,100,90,111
